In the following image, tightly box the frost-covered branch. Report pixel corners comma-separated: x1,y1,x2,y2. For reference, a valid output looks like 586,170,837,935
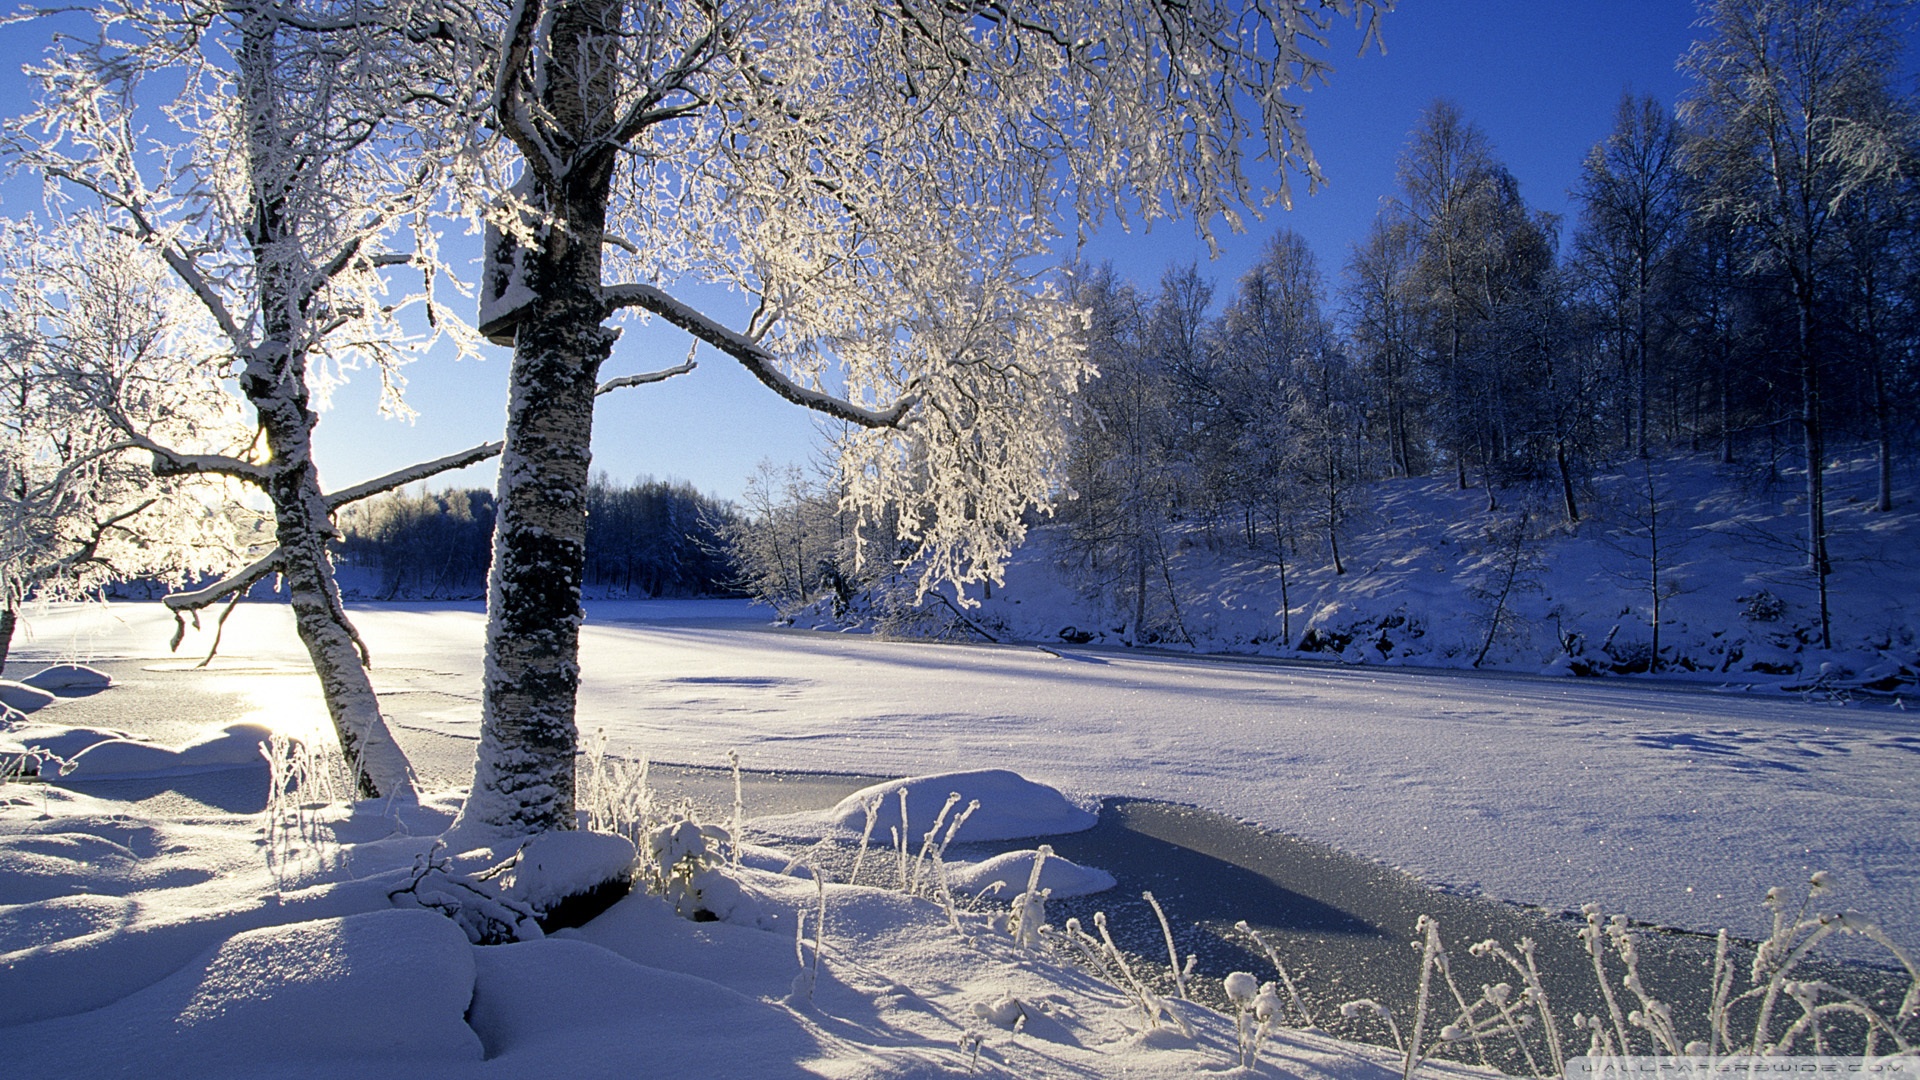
35,164,254,350
489,0,564,184
602,283,914,428
324,440,506,510
23,497,157,590
162,550,284,615
124,433,270,484
596,357,696,396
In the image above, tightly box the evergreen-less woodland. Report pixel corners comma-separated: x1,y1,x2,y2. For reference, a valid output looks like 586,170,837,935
869,1,1918,654
334,477,736,600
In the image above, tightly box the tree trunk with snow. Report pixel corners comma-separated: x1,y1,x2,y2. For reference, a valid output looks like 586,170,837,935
459,0,622,836
241,357,416,800
231,17,414,800
465,204,616,835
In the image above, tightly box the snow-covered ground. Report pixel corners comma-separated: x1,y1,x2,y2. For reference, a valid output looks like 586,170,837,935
14,598,1918,948
3,597,1915,1077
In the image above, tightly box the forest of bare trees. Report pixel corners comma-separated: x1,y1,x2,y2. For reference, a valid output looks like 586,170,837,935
1006,0,1918,647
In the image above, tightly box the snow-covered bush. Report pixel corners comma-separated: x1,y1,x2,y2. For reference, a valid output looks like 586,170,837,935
647,816,733,921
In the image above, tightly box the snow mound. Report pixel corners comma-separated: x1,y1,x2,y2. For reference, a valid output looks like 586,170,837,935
60,721,274,780
505,830,636,914
8,724,148,762
0,680,55,714
466,936,826,1072
2,909,483,1078
21,664,112,691
0,831,148,905
948,849,1117,900
829,769,1097,842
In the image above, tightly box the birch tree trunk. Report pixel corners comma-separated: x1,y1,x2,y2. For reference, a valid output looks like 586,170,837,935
458,0,621,837
233,13,415,801
462,219,614,835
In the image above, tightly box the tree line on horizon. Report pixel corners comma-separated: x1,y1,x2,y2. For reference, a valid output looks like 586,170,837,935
1056,88,1918,647
331,476,739,600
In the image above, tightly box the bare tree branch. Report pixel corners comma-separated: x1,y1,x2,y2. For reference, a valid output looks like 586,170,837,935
602,282,915,428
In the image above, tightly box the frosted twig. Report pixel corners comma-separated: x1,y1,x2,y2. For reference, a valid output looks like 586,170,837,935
728,749,745,869
849,795,882,885
1143,891,1188,1000
1236,920,1317,1028
909,792,961,894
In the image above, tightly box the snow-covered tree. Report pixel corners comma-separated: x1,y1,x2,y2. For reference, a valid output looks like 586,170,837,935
1059,265,1183,644
1573,93,1687,460
1394,100,1504,494
5,0,499,796
0,213,254,671
1680,0,1916,648
460,0,1391,836
1344,213,1422,480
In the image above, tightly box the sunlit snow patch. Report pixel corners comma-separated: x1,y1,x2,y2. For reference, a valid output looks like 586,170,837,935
948,848,1116,899
829,769,1096,842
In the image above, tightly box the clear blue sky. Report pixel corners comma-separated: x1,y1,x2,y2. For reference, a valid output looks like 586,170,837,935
4,4,1910,504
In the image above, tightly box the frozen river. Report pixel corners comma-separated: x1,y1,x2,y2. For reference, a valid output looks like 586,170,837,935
15,597,1918,956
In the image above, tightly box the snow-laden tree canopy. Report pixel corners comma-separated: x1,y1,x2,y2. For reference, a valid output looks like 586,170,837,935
0,212,256,669
458,0,1394,837
4,0,503,797
486,0,1390,595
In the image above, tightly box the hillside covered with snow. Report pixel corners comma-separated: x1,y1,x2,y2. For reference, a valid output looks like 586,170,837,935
807,453,1920,701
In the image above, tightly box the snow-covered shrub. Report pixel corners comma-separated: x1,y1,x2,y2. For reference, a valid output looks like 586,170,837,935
647,815,732,920
1739,589,1787,624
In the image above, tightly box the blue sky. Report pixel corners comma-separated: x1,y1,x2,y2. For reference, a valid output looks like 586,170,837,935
4,4,1909,504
